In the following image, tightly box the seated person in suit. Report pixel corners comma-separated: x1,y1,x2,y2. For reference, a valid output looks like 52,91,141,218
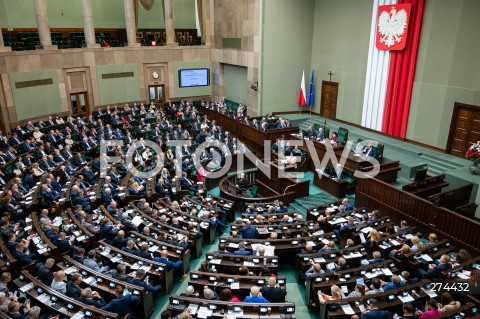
108,264,130,281
418,254,452,279
261,277,287,302
83,249,109,273
36,258,55,286
332,257,351,272
319,240,336,252
233,242,251,256
180,172,198,194
342,197,353,211
11,242,37,265
72,247,86,264
380,275,405,292
101,286,137,317
153,249,187,279
214,243,231,254
99,218,120,242
300,243,317,254
363,142,378,158
361,298,393,319
240,220,259,239
6,301,30,319
305,262,325,278
369,251,385,265
128,269,162,294
79,287,106,308
66,272,83,299
122,240,139,256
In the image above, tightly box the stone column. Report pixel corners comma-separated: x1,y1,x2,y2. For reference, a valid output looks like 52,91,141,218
33,0,57,50
164,0,177,46
123,0,140,47
202,0,211,46
0,26,12,52
81,0,100,48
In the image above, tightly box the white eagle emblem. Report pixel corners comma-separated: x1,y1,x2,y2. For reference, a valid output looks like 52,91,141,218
378,7,408,47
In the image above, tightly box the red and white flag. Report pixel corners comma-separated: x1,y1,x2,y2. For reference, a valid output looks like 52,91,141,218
298,71,306,107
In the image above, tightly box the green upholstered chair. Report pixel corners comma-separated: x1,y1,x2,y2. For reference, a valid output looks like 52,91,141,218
249,185,259,198
338,127,349,144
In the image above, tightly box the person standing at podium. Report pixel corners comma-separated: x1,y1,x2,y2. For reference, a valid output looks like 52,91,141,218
236,173,249,191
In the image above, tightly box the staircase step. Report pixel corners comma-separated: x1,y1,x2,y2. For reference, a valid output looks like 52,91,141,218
288,202,307,217
419,154,467,168
419,155,461,171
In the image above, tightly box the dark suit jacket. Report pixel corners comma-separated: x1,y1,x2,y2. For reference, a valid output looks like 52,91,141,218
36,263,54,285
361,309,392,319
66,281,82,299
101,294,137,317
426,263,452,278
11,250,34,265
261,285,287,302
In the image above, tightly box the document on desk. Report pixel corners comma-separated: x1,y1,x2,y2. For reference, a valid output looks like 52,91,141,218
210,259,222,265
306,241,316,247
390,239,401,246
341,304,355,315
228,243,239,249
361,227,374,234
227,310,244,318
140,265,152,272
230,282,240,290
71,311,86,319
314,257,326,263
382,268,393,276
131,215,143,227
187,304,199,315
148,245,159,252
197,307,213,319
398,294,415,303
365,272,378,279
64,266,78,275
20,282,34,292
458,270,471,279
420,254,433,262
421,287,438,298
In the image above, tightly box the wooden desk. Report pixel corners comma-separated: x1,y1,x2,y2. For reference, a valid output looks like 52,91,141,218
313,169,348,198
219,175,297,212
402,174,449,198
198,105,299,151
188,270,287,299
59,255,154,318
14,270,118,319
96,240,173,294
168,295,296,318
206,252,279,275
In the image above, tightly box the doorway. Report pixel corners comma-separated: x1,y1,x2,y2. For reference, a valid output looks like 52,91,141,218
149,85,165,107
447,103,480,157
70,92,89,117
320,81,338,119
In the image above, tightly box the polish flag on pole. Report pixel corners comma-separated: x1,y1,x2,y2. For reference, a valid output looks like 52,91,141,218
298,71,307,107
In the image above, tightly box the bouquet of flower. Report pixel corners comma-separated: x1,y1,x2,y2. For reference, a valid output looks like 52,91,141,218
466,141,480,165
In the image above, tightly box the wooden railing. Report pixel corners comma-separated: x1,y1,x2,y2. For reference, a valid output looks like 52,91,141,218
355,177,480,253
426,183,473,210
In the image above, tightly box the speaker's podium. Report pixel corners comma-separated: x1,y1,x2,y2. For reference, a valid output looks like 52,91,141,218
257,160,310,199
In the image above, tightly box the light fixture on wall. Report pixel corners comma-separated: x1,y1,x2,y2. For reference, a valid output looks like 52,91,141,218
251,82,258,91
